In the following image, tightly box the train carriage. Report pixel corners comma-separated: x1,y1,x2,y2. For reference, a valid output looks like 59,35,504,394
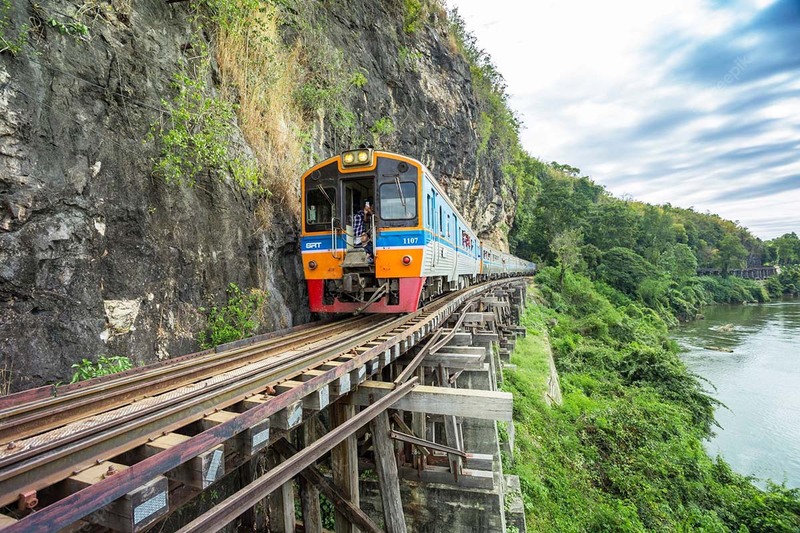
301,149,535,313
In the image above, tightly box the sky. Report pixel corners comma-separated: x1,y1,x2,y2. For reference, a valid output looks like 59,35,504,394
447,0,800,239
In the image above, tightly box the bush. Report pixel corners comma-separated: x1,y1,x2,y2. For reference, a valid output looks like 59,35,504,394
199,283,266,349
509,272,800,531
70,355,132,383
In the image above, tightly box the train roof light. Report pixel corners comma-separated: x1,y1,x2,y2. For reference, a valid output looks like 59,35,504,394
342,148,374,168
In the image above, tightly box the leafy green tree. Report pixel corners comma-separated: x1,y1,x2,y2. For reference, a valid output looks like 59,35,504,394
659,243,698,281
716,233,748,275
551,229,583,288
597,247,658,296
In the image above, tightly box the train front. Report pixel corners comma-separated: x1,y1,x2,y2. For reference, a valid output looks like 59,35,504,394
300,149,425,313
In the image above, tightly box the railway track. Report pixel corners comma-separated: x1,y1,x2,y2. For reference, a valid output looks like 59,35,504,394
0,278,525,532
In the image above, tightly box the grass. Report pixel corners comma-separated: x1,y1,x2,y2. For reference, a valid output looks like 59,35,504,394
502,270,800,531
208,0,308,221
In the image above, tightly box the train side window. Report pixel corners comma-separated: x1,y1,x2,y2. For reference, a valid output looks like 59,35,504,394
379,181,417,220
447,214,451,238
439,207,443,235
427,194,433,228
305,187,335,230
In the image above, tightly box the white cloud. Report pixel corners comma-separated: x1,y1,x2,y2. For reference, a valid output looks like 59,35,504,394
447,0,797,238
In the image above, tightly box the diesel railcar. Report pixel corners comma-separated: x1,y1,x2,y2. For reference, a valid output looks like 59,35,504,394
300,149,536,313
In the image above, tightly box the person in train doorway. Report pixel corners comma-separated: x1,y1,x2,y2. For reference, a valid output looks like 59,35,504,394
353,200,374,263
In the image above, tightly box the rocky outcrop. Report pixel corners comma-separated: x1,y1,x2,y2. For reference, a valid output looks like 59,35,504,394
0,0,516,391
296,0,516,248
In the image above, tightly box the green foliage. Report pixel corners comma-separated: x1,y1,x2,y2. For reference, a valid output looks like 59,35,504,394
505,277,800,531
47,17,90,39
764,232,800,266
349,70,368,88
447,7,520,170
149,68,260,192
370,116,394,146
403,0,424,33
0,0,28,55
320,493,336,530
199,283,266,349
70,355,132,383
370,116,394,136
597,247,659,296
398,46,423,71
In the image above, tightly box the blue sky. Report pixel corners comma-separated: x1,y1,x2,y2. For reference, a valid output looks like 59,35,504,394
448,0,800,239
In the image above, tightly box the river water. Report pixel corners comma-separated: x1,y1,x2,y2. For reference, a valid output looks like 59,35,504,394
671,300,800,488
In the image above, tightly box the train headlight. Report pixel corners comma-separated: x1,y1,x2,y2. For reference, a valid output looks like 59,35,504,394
341,148,374,168
308,260,318,270
402,255,412,265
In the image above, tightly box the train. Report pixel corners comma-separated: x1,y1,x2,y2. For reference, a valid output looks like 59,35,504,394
300,148,537,313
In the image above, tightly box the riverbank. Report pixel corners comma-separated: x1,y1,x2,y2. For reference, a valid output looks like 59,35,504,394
502,270,800,531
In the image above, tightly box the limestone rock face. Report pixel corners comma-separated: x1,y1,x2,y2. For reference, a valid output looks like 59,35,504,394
0,0,515,391
297,1,515,249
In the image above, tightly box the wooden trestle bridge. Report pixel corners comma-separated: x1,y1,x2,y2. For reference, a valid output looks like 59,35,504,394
0,278,530,533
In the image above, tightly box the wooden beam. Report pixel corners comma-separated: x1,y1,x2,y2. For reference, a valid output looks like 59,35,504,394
399,465,494,489
422,352,484,370
144,433,224,489
353,381,512,421
275,380,330,410
199,410,271,460
371,411,407,533
62,462,168,533
301,368,351,396
271,400,303,430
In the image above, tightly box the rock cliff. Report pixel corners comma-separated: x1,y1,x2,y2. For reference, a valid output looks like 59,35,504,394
0,0,517,391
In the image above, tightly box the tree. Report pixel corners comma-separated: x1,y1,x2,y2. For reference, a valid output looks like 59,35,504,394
551,229,583,288
597,247,659,296
716,234,747,275
659,243,698,281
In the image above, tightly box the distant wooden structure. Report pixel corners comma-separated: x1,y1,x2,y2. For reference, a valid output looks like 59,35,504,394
697,266,778,280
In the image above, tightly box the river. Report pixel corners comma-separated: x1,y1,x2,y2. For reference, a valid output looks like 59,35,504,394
671,300,800,488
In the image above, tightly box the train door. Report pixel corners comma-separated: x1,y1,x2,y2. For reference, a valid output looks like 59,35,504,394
341,177,374,252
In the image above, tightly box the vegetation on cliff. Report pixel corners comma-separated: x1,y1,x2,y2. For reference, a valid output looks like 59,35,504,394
504,274,800,531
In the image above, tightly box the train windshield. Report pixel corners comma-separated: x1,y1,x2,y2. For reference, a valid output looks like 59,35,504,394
306,186,336,231
379,181,417,220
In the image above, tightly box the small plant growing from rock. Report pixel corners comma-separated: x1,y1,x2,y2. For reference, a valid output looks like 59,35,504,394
0,0,29,56
199,283,266,349
70,355,132,383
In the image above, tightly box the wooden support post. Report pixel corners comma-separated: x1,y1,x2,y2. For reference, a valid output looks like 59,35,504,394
371,411,407,533
266,450,295,533
299,422,323,533
331,402,360,533
437,367,463,477
62,462,168,533
273,439,382,533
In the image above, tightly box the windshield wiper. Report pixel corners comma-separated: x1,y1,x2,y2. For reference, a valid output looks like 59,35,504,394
317,184,334,206
394,176,407,208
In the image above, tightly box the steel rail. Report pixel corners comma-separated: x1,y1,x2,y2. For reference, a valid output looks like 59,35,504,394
2,278,526,531
177,378,419,533
0,314,411,505
0,316,340,410
0,316,374,443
